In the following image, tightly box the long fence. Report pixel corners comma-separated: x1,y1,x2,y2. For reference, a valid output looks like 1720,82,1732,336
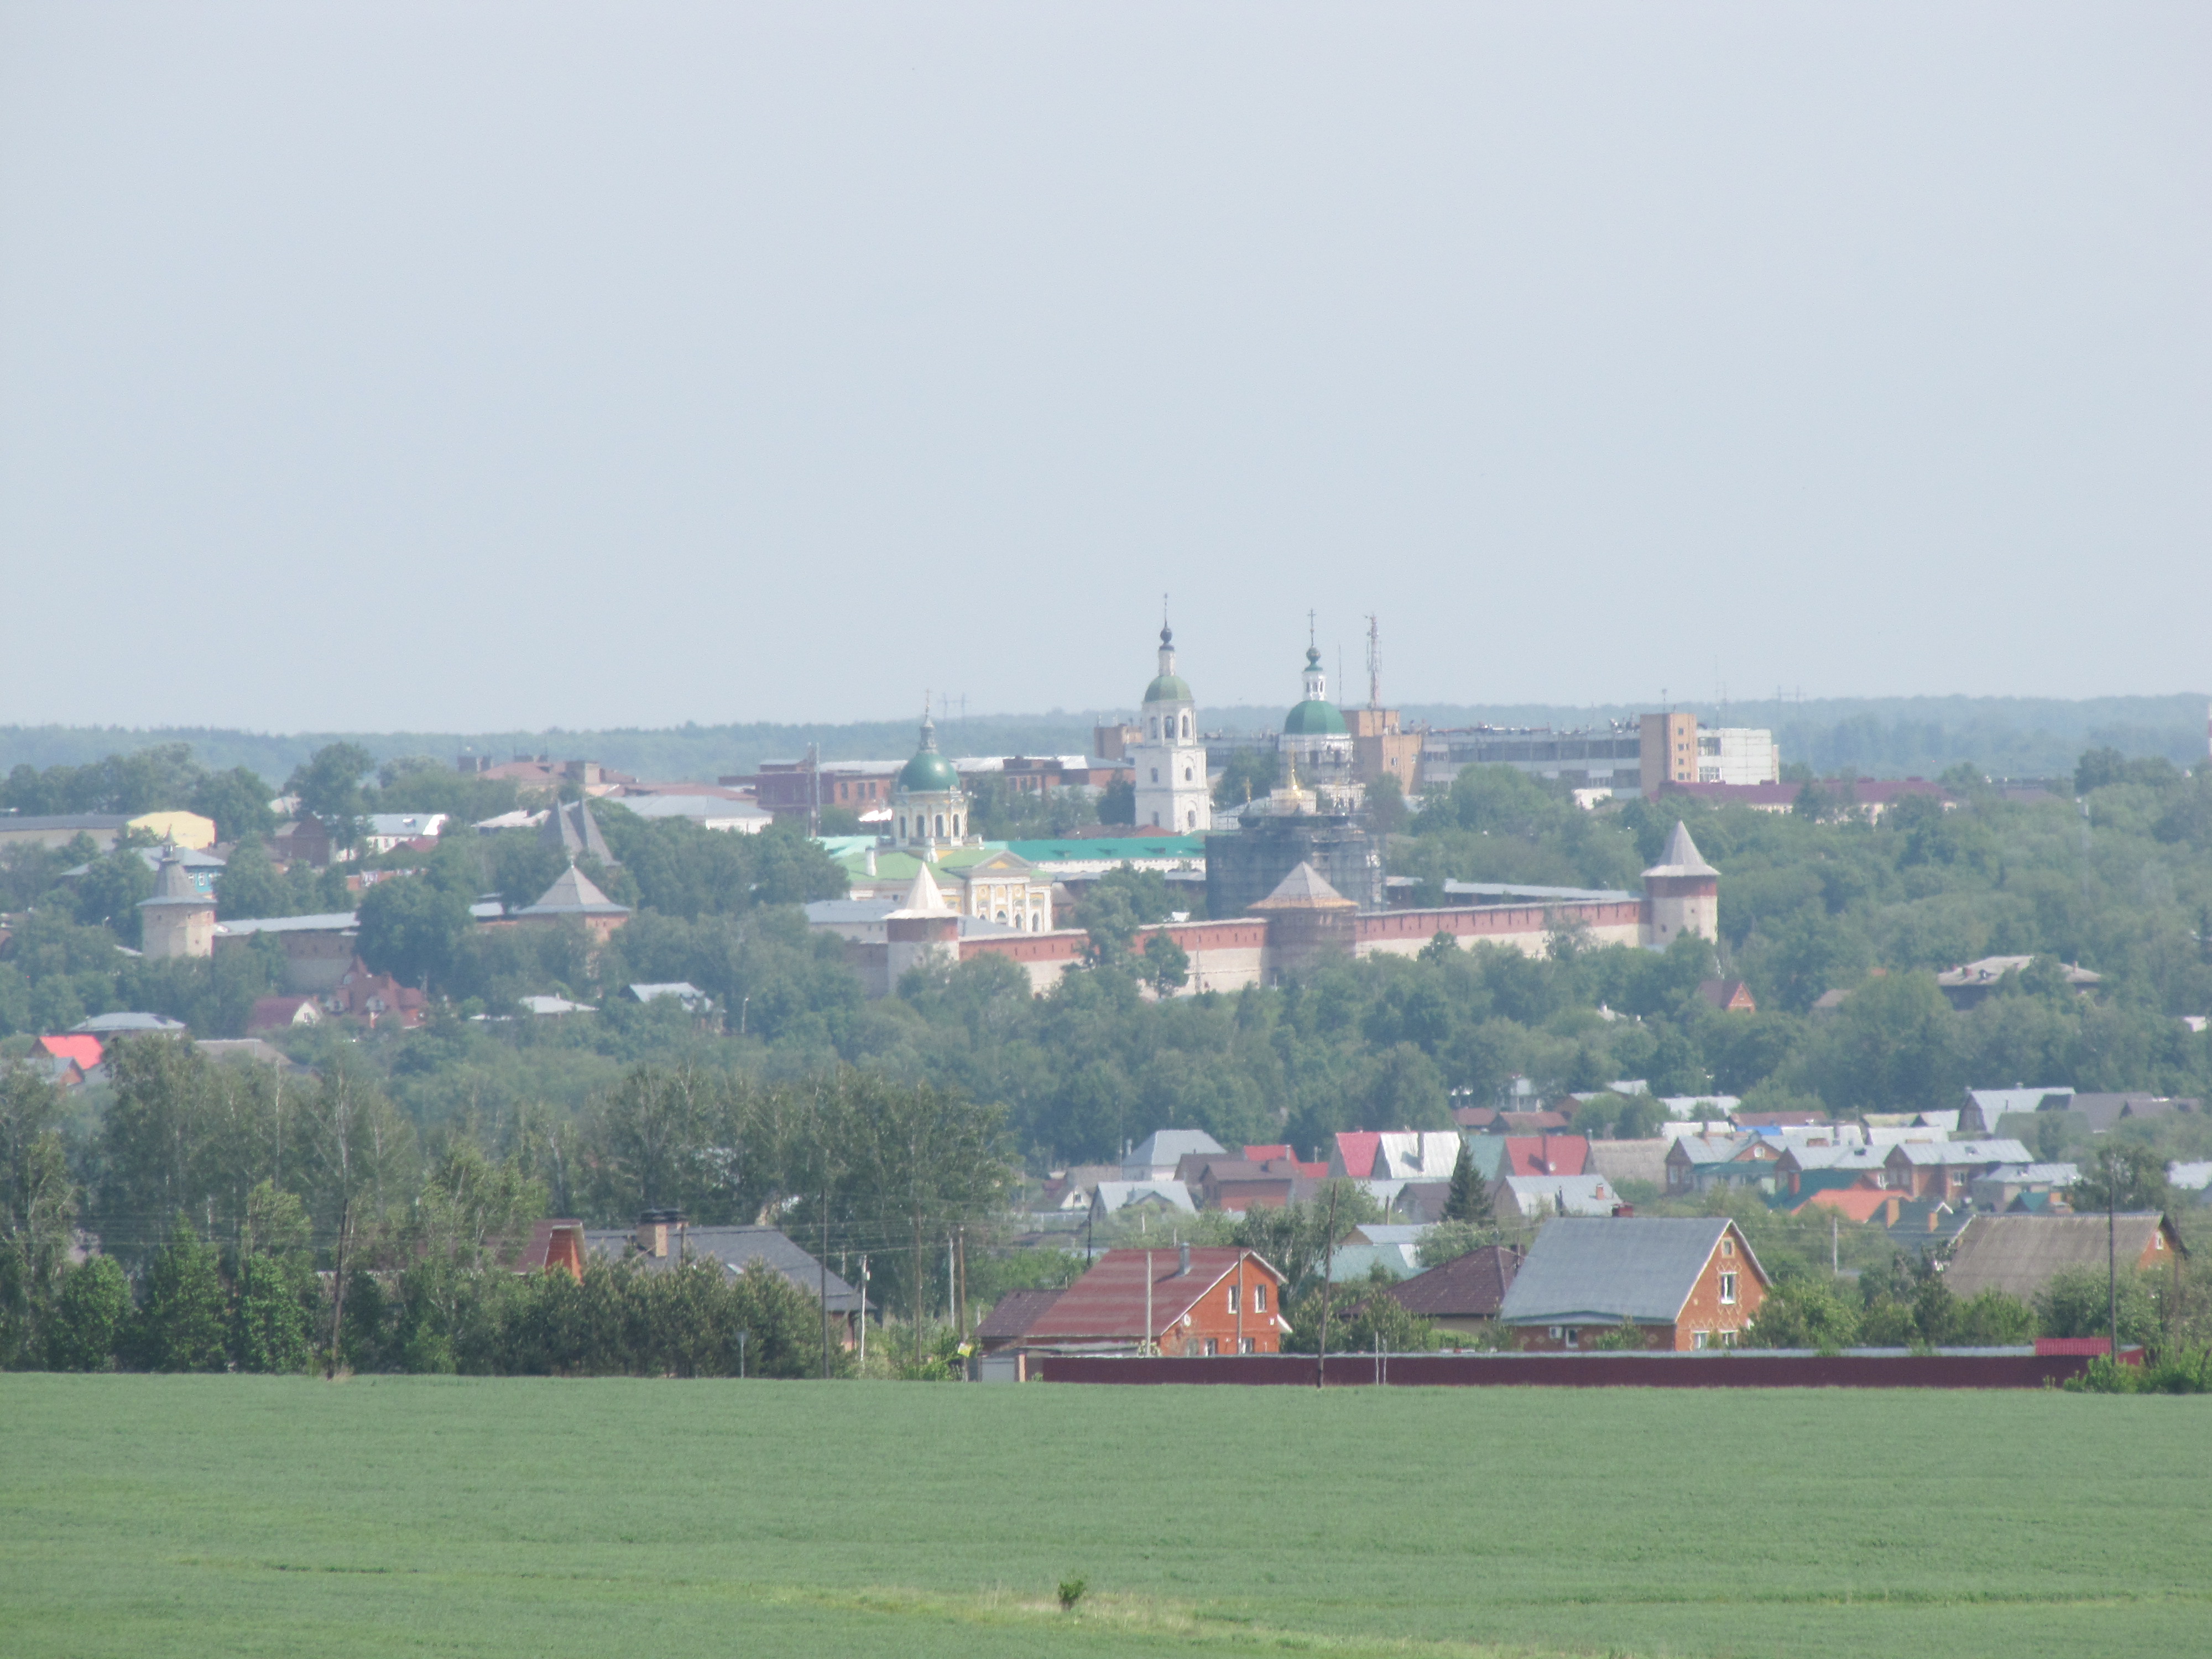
1032,1349,2110,1389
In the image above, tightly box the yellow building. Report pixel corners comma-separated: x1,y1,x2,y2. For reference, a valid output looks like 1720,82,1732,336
130,811,219,850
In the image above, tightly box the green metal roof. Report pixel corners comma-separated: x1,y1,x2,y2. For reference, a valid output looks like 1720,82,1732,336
1003,836,1206,863
1144,674,1192,704
1282,698,1348,736
898,750,959,792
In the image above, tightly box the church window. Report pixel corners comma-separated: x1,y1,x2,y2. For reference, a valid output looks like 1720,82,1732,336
1181,714,1190,738
1150,717,1160,739
1150,768,1159,784
1183,766,1192,781
1151,812,1161,827
934,814,946,837
898,815,907,839
952,815,961,837
1186,809,1196,828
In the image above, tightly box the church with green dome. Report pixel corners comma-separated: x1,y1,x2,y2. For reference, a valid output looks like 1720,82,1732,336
1277,638,1357,800
890,709,977,852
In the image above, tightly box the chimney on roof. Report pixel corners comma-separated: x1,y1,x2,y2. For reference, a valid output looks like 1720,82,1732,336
1178,1243,1192,1276
637,1208,685,1258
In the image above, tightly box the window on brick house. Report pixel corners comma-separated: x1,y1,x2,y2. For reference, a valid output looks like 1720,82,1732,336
1252,1284,1266,1312
1721,1237,1734,1256
1204,1338,1218,1356
1227,1285,1239,1313
1693,1330,1710,1349
1719,1272,1738,1305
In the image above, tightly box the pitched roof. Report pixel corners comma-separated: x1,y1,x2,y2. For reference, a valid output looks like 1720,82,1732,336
1089,1180,1198,1215
1505,1134,1589,1177
1498,1217,1761,1326
1794,1188,1900,1224
540,799,616,864
583,1224,869,1313
1023,1247,1282,1342
1333,1131,1383,1178
1886,1138,2032,1168
1492,1173,1623,1218
517,862,630,917
1642,821,1718,880
1943,1213,2183,1301
1379,1245,1522,1319
975,1286,1065,1343
36,1034,102,1069
71,1011,186,1034
1249,861,1357,911
1125,1129,1224,1171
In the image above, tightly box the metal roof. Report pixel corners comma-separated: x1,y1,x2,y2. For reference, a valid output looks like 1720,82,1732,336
1498,1217,1759,1326
214,911,358,936
1381,1245,1522,1319
582,1225,870,1314
1642,821,1719,880
517,863,630,916
1887,1139,2032,1167
1124,1129,1224,1171
1944,1213,2182,1302
1024,1247,1283,1342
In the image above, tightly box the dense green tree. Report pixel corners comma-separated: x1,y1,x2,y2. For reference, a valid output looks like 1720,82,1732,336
1442,1139,1493,1228
2037,1265,2161,1349
134,1213,231,1371
286,742,376,846
1742,1275,1859,1350
189,766,278,843
1141,932,1190,998
357,875,473,991
232,1182,318,1373
44,1255,129,1370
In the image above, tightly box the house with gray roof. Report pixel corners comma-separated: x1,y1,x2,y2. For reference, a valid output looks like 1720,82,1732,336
583,1218,872,1345
1497,1216,1769,1351
1123,1129,1225,1180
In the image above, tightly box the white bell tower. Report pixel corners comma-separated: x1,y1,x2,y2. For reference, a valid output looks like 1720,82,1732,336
1131,620,1211,834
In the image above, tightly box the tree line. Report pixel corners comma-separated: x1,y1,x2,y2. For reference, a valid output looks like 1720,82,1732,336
0,1038,1010,1373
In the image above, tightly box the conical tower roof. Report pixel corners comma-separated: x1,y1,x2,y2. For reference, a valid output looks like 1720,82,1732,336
1248,860,1357,912
1642,821,1718,880
886,862,954,918
518,862,631,916
139,844,212,910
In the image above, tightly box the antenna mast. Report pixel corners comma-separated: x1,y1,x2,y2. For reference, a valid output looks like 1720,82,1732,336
1366,614,1381,709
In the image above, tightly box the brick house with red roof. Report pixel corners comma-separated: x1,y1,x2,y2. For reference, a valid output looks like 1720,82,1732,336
1022,1245,1288,1355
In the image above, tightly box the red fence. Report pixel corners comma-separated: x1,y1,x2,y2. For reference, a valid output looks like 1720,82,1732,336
1032,1350,2109,1389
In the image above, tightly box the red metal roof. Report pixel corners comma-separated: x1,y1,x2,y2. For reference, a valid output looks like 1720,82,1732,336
1505,1135,1589,1177
1024,1248,1282,1342
36,1035,102,1070
1334,1131,1381,1178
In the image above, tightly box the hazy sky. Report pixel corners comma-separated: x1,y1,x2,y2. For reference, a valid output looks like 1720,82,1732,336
2,4,2205,732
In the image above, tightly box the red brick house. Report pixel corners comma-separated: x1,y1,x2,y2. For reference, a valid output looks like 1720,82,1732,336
1022,1245,1289,1355
1497,1217,1769,1352
1698,978,1757,1013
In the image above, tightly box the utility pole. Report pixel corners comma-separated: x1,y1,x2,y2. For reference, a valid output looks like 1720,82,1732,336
2107,1149,2120,1359
820,1174,832,1380
806,742,821,838
1365,615,1381,709
325,1196,351,1379
954,1225,968,1350
858,1255,868,1373
1316,1183,1340,1389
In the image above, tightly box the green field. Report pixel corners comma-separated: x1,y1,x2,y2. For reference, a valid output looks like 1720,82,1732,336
3,1378,2208,1658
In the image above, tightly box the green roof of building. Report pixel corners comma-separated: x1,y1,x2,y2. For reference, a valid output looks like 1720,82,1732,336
1283,699,1347,736
897,712,961,793
1144,674,1192,704
1003,836,1206,864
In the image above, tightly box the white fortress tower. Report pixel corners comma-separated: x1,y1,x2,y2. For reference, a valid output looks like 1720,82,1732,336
1131,623,1212,834
1640,821,1720,949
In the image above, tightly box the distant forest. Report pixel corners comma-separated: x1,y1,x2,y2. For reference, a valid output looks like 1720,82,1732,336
0,693,2204,785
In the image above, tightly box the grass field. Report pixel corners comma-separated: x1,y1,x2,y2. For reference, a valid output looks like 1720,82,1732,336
3,1377,2209,1658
